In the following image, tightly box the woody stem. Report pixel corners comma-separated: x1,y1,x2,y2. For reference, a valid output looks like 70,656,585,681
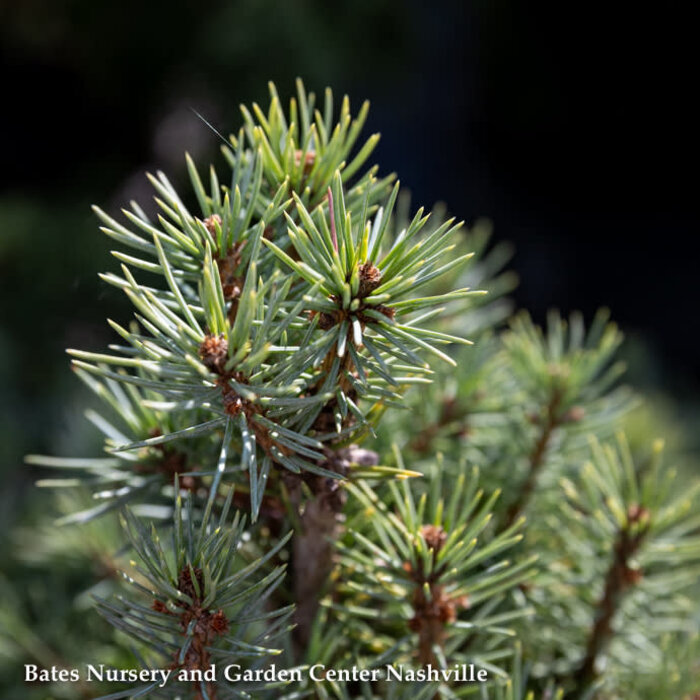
567,525,647,696
504,387,563,527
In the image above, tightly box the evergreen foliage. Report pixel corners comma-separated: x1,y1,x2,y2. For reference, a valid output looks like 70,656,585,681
18,81,700,700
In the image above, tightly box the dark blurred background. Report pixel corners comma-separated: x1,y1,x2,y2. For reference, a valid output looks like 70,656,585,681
2,0,699,535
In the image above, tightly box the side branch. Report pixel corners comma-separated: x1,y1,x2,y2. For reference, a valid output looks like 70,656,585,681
568,505,649,695
504,387,564,527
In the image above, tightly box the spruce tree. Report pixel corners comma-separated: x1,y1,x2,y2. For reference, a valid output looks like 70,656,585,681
23,80,700,700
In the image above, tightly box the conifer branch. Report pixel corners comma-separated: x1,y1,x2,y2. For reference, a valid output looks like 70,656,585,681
94,486,293,699
504,385,564,528
569,502,649,693
23,79,700,700
539,435,700,697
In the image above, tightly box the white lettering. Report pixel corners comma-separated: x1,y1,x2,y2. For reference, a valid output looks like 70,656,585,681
24,665,80,682
385,664,402,681
309,664,326,681
224,664,241,682
86,664,103,681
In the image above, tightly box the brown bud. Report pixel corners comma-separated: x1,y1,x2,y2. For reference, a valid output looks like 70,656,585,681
622,566,643,586
199,334,228,374
177,567,204,602
209,610,230,636
358,262,383,298
318,311,337,330
179,475,198,492
439,601,458,624
627,503,650,525
152,599,170,614
223,392,243,416
294,149,316,173
421,524,448,554
203,214,222,235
